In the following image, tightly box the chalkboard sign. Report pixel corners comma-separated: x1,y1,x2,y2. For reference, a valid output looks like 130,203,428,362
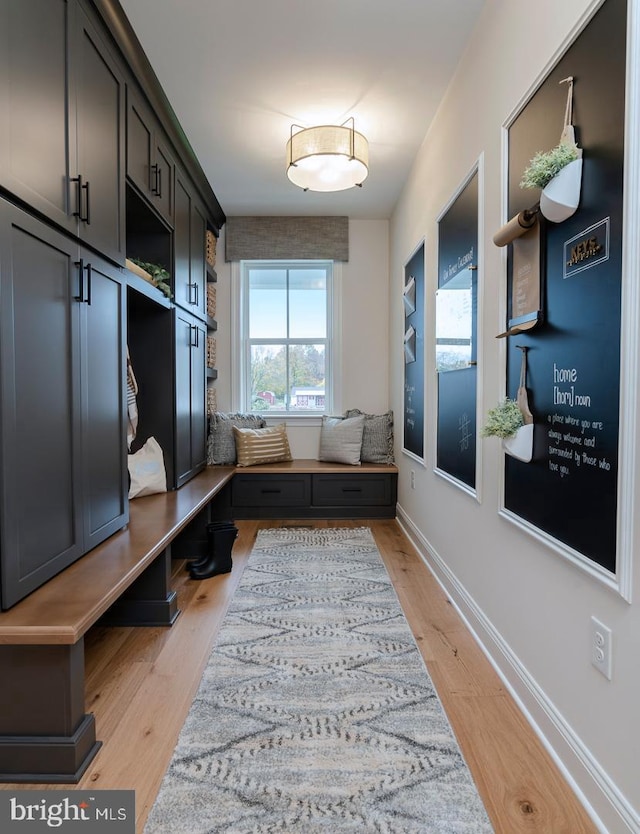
436,172,478,488
403,243,424,459
504,0,626,573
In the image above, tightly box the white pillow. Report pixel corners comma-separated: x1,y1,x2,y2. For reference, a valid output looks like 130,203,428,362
318,415,365,465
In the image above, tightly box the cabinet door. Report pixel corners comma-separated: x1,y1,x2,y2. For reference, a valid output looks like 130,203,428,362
154,140,174,225
0,0,77,234
80,256,128,549
174,311,207,488
0,203,83,609
74,5,125,263
174,171,207,318
126,88,154,199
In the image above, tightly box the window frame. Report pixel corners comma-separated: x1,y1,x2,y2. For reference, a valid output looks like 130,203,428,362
235,259,337,419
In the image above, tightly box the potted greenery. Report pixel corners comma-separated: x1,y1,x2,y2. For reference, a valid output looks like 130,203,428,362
126,258,173,299
481,397,533,462
520,140,583,224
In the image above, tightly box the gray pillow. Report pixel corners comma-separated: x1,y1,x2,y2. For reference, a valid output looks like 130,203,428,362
207,412,266,465
318,415,365,465
345,409,394,464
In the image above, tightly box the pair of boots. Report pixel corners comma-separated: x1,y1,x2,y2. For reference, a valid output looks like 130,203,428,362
188,521,238,580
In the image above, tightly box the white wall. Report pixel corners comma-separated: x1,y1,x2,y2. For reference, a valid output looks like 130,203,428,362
390,1,640,832
213,218,390,459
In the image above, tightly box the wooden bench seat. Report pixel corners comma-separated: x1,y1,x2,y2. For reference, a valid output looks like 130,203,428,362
0,466,233,783
0,459,396,783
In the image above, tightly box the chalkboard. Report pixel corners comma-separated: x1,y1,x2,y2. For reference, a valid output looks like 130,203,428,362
403,243,424,459
436,172,478,488
504,0,626,573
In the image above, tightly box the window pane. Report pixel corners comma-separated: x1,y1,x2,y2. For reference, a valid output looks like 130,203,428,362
289,269,327,338
250,344,286,410
249,269,287,338
289,344,325,411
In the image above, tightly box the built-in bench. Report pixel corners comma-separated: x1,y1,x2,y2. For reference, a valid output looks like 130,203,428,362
0,460,396,783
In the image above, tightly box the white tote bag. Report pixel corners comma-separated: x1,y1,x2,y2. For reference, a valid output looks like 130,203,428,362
128,436,167,498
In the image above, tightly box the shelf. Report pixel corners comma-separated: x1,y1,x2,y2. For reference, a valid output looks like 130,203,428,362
206,315,217,331
206,368,218,380
125,267,172,309
206,265,217,283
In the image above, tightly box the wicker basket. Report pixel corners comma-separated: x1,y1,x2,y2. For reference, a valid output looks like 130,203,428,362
206,230,217,268
207,386,218,416
207,336,217,369
207,283,217,318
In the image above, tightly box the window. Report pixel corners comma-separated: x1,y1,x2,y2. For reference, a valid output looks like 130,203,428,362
240,261,333,414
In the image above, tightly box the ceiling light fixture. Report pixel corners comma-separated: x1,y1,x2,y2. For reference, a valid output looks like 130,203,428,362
286,117,369,192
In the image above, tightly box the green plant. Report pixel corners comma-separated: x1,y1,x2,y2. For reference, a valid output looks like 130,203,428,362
519,142,579,190
481,398,524,439
129,258,173,299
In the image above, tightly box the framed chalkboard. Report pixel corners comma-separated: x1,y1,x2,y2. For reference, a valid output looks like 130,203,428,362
436,170,479,490
403,242,425,460
502,0,627,578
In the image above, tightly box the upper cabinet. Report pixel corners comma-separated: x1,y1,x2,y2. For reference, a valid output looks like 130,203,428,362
174,168,207,320
0,0,125,264
126,86,174,226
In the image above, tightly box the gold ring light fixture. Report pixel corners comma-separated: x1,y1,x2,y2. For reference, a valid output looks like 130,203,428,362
286,117,369,192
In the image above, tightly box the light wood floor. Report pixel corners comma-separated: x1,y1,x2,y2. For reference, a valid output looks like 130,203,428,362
1,519,598,834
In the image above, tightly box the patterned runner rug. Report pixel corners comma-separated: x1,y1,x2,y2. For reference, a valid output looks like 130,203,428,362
144,527,493,833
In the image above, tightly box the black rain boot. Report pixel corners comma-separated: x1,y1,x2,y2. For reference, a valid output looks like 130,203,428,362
185,521,236,570
189,525,238,579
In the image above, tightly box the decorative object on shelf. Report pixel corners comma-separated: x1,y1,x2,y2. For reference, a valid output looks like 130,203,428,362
206,229,217,267
207,335,217,369
286,117,368,192
126,257,173,299
520,77,583,223
207,283,217,318
482,348,534,462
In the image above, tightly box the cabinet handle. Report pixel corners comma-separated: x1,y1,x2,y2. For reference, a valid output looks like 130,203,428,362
151,163,159,195
157,166,162,198
189,282,199,305
190,324,199,348
341,487,362,493
71,175,83,218
83,180,91,225
86,262,92,306
74,259,85,302
261,488,281,494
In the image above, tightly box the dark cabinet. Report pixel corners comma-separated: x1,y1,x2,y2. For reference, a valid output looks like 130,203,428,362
0,0,125,264
126,87,174,225
174,310,207,488
174,170,207,319
0,201,128,609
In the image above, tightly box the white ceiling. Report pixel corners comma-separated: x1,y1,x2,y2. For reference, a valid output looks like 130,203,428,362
119,0,485,220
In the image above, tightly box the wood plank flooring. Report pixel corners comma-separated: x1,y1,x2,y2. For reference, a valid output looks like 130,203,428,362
0,519,598,834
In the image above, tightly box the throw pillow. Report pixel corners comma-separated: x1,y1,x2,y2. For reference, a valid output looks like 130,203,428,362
207,412,266,465
233,423,293,467
345,409,395,464
318,414,365,465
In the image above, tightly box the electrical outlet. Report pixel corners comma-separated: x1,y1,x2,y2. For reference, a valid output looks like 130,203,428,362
410,470,416,489
590,616,612,680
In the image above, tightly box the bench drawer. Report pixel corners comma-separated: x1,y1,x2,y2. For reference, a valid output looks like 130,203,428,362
312,474,394,507
232,474,311,507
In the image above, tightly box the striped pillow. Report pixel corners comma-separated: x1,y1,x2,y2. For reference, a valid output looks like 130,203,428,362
233,423,293,467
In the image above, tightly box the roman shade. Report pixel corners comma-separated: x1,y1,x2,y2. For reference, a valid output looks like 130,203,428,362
225,216,349,261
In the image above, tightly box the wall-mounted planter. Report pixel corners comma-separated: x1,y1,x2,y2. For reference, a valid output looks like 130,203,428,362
539,157,583,223
502,423,534,462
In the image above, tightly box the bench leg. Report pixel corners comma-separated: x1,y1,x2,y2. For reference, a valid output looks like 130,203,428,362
98,547,179,627
0,641,100,783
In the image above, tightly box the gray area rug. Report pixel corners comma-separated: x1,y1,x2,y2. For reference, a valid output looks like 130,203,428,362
144,527,493,833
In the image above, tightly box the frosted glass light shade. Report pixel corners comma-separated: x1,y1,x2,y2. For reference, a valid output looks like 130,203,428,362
286,123,369,192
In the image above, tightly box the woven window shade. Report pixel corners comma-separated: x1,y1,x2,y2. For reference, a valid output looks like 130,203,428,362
225,216,348,262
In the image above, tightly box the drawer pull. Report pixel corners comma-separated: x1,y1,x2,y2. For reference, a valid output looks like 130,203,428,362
341,487,362,492
261,488,282,494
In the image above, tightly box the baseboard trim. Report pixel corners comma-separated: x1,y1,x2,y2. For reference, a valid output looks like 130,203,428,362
396,503,639,834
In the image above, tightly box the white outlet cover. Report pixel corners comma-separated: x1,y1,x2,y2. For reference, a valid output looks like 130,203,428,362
590,616,612,680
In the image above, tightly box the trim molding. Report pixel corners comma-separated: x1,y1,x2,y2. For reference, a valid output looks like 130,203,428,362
396,502,639,834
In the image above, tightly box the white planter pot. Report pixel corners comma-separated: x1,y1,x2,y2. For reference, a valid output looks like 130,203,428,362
502,423,534,462
540,158,583,223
